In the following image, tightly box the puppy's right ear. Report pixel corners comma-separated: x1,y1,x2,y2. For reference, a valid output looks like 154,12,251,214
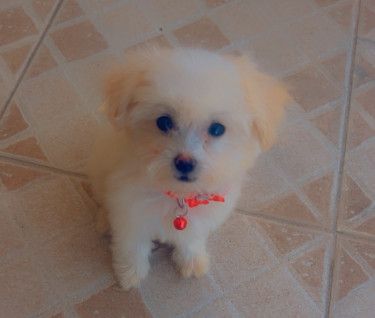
229,54,290,151
102,60,145,130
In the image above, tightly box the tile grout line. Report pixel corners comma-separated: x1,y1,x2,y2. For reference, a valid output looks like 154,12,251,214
324,1,361,317
0,0,65,121
336,227,375,245
235,207,331,234
0,154,86,178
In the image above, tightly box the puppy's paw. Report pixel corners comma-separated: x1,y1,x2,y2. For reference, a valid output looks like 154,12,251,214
114,262,149,291
176,253,210,278
118,269,142,291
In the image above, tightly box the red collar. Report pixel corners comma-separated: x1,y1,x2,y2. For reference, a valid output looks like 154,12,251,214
165,190,227,208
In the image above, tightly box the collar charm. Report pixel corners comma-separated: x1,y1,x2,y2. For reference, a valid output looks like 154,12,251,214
174,198,188,230
166,191,227,230
174,216,188,230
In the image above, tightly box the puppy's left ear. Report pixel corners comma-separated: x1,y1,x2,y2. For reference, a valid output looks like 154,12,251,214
101,55,147,130
231,55,290,151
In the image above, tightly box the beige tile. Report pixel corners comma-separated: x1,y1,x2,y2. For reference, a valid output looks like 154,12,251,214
0,162,46,191
97,3,153,47
319,51,347,89
0,136,48,161
291,243,328,308
173,18,230,50
328,0,354,31
75,284,152,318
39,225,112,296
331,280,375,318
0,103,29,141
350,240,375,270
312,103,342,146
357,32,375,67
302,171,334,219
125,35,171,52
266,0,314,23
287,13,347,59
204,0,234,9
140,248,216,317
354,206,375,236
209,213,277,288
66,53,120,108
270,124,334,181
321,51,375,91
1,43,32,74
284,65,342,112
0,6,38,46
140,0,199,26
312,0,341,8
229,267,320,317
356,85,375,119
346,139,375,198
237,155,287,211
338,173,372,221
212,1,277,43
364,0,375,12
332,241,370,302
78,0,121,12
18,68,84,123
330,1,375,35
241,30,309,75
12,175,93,246
352,54,375,88
281,102,307,128
25,44,58,79
32,0,58,22
54,0,85,25
50,20,108,62
189,298,238,318
0,198,25,260
258,193,320,225
37,111,98,172
0,74,10,113
256,220,320,255
346,108,375,150
0,257,52,318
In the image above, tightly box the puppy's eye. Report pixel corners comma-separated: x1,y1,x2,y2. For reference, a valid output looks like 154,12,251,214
156,115,174,132
208,122,225,137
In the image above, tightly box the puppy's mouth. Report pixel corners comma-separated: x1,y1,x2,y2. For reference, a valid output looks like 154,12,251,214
175,175,197,183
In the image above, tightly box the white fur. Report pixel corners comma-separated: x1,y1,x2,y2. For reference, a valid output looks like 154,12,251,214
88,48,289,290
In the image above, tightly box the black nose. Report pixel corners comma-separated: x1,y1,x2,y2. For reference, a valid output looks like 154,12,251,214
174,155,196,174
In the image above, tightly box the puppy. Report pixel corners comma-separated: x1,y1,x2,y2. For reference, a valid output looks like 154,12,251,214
88,47,289,290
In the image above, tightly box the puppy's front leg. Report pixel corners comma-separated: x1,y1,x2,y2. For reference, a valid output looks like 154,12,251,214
111,233,151,290
173,238,210,278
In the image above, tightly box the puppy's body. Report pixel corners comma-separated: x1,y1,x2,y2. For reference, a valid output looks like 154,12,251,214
89,48,288,290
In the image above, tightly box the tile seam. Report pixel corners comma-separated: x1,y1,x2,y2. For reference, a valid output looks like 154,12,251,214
0,0,65,121
0,154,86,178
235,207,331,233
325,1,361,317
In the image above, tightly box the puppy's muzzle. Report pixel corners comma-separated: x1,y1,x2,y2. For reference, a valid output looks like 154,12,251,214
174,154,197,182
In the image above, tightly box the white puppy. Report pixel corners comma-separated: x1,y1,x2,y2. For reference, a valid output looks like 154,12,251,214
88,47,289,290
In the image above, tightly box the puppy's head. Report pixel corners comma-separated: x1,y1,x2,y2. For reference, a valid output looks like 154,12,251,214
102,48,289,196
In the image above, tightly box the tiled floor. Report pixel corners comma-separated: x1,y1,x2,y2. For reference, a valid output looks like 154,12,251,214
0,0,374,317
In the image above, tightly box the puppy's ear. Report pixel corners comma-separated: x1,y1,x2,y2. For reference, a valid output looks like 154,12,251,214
102,57,146,130
248,71,290,151
231,55,290,151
